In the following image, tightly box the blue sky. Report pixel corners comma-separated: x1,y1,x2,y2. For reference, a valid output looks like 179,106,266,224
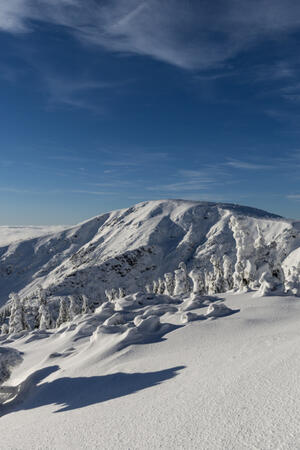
0,0,300,224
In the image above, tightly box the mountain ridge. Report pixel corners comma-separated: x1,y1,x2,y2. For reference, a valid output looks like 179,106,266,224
0,199,299,311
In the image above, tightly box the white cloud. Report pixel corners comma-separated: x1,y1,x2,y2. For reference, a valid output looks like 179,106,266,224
287,194,300,199
2,1,300,70
42,75,118,111
226,159,275,170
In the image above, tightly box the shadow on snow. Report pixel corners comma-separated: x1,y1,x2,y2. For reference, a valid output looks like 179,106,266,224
0,364,185,415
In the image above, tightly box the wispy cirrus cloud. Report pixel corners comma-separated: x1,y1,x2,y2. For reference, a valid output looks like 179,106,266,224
225,159,276,170
42,74,121,111
147,164,229,193
287,194,300,200
2,1,300,70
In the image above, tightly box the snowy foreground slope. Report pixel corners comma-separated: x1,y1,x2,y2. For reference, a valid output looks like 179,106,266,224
1,292,300,449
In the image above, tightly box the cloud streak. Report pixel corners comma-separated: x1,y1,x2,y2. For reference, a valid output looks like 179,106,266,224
2,1,300,70
226,159,276,170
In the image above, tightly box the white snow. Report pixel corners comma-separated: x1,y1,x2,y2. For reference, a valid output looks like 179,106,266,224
0,292,300,449
0,199,299,310
0,200,299,449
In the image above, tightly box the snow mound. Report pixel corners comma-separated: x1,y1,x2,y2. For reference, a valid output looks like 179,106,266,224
205,302,236,318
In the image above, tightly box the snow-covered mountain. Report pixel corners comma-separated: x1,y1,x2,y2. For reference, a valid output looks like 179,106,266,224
1,200,300,449
0,199,299,313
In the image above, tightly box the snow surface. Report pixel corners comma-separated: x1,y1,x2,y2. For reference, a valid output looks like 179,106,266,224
1,292,300,449
0,200,300,449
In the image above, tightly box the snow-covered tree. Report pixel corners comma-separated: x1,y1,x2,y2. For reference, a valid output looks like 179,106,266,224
38,301,53,330
257,271,273,296
152,280,159,294
204,270,216,295
1,323,9,335
284,266,300,296
37,287,53,330
118,287,125,298
56,297,69,328
8,293,29,334
145,283,152,294
105,288,118,302
223,255,233,291
105,289,113,302
210,256,224,293
157,278,165,294
174,262,190,296
69,295,81,320
81,294,91,314
189,268,204,297
254,224,266,249
164,273,174,296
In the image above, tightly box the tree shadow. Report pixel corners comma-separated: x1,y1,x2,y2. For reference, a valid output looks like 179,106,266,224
1,364,185,416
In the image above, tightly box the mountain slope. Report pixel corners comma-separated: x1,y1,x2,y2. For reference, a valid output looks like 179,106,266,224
0,199,299,308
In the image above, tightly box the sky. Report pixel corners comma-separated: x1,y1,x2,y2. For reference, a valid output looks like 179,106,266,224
0,0,300,224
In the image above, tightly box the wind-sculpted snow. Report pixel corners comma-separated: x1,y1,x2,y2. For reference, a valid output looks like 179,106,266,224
0,200,299,335
0,289,236,410
0,347,23,404
0,347,22,385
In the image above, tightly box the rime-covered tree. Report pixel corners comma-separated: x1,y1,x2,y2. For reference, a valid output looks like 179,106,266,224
157,278,165,294
145,284,152,294
284,266,300,296
105,288,118,302
1,323,9,335
69,295,81,320
56,297,69,328
105,289,113,302
81,294,91,314
8,293,29,334
164,273,174,296
223,255,233,291
152,280,159,294
257,271,273,296
210,256,224,293
118,287,125,298
174,262,190,296
37,287,53,330
189,268,204,297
